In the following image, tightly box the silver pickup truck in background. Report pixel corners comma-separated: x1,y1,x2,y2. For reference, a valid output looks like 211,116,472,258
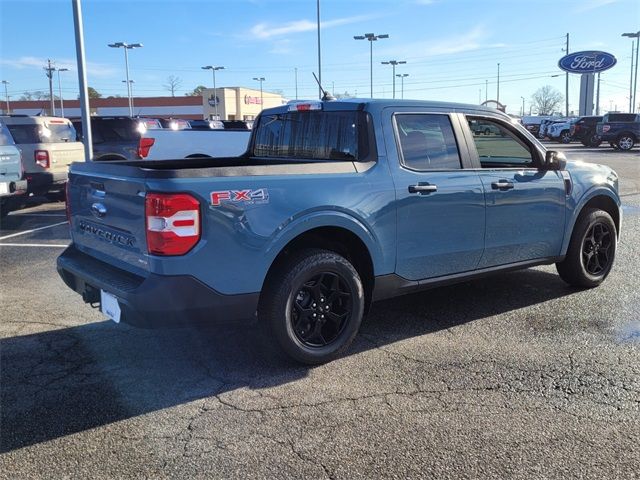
140,128,252,160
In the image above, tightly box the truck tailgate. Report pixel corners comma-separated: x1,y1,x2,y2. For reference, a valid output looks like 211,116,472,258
68,170,149,274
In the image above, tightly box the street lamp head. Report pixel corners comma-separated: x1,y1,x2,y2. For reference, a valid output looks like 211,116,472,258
58,68,69,73
378,34,389,39
253,77,265,81
128,43,143,49
108,42,125,48
214,66,225,71
353,35,365,40
622,31,640,38
202,66,213,70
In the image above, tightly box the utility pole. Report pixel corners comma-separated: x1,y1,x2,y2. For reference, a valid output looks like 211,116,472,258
622,32,640,113
496,63,500,104
295,67,298,100
1,80,9,113
201,65,224,120
521,96,525,116
253,77,265,110
565,33,570,117
485,79,488,103
44,59,56,116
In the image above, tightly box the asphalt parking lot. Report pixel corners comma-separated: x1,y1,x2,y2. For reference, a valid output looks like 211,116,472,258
1,145,639,479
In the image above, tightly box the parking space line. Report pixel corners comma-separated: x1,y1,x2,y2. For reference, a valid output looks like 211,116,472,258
0,243,68,248
0,221,68,240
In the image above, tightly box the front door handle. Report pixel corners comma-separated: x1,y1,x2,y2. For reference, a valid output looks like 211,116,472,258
491,180,514,191
408,183,438,194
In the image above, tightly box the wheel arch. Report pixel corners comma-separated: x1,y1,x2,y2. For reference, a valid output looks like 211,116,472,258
259,223,379,314
563,191,621,255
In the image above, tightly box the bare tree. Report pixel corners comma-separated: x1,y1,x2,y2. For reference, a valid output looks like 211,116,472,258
185,85,207,96
163,75,183,97
531,85,564,115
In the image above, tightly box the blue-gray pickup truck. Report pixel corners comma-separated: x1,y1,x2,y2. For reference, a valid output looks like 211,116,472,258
58,99,622,364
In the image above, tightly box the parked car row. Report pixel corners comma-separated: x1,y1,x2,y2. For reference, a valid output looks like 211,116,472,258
0,115,84,217
521,113,638,151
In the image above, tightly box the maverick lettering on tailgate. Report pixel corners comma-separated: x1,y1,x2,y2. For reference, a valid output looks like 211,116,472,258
78,220,136,247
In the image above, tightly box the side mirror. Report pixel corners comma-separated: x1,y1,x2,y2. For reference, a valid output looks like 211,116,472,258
544,150,567,171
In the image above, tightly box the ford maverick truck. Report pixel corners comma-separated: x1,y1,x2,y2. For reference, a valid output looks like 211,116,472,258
58,100,622,364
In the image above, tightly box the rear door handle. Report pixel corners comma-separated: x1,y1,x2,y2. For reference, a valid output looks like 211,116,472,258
491,180,514,191
408,184,438,194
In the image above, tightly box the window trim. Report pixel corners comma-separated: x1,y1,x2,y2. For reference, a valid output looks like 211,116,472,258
392,112,464,172
463,114,544,170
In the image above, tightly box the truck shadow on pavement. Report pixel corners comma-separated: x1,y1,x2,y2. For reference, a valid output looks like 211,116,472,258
1,268,576,453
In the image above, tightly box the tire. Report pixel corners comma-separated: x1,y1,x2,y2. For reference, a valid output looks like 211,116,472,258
587,135,602,147
260,249,365,365
556,208,616,288
559,131,572,144
616,134,635,151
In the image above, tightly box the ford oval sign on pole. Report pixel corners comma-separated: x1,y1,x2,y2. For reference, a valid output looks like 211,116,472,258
558,51,617,74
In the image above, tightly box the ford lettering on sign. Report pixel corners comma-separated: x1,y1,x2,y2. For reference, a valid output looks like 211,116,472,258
558,51,617,74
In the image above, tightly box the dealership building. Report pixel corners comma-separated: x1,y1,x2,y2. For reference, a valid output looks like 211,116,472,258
1,86,286,120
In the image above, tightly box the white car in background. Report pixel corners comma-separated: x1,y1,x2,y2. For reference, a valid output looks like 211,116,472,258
139,128,251,160
547,118,577,143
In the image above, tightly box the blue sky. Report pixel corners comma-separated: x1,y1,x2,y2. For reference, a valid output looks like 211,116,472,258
1,0,638,114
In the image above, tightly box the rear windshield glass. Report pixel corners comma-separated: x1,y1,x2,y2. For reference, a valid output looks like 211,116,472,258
605,113,637,122
7,123,76,144
253,111,360,161
0,124,15,146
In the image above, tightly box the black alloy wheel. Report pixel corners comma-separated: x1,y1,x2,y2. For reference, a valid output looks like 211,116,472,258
290,272,353,348
581,222,613,275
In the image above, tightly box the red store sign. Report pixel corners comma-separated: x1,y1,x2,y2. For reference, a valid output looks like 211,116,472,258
244,95,262,105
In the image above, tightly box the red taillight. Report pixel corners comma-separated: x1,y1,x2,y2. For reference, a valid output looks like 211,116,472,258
65,182,71,225
137,138,155,159
145,193,200,256
35,150,50,168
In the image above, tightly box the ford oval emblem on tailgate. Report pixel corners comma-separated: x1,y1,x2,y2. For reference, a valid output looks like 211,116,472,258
91,203,107,218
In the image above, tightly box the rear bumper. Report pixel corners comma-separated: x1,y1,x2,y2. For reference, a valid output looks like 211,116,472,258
57,245,259,328
0,179,27,198
25,171,67,194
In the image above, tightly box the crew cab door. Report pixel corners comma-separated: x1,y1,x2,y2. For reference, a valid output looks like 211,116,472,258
464,116,566,267
386,111,485,280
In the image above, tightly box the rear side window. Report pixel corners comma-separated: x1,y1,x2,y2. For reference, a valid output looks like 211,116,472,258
253,111,361,161
7,123,76,144
0,124,15,145
394,114,461,171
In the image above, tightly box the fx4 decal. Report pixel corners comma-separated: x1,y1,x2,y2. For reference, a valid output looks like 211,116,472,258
210,188,269,207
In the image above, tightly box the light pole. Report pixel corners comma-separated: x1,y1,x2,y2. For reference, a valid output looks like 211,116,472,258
622,31,640,113
122,80,135,114
521,96,525,116
395,73,409,99
354,33,389,98
485,79,488,103
108,42,143,117
381,60,406,99
253,77,265,110
1,80,9,113
55,68,69,117
202,65,224,120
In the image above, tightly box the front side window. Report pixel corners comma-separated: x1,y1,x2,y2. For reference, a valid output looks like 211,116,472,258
467,117,535,168
253,110,360,161
394,114,461,171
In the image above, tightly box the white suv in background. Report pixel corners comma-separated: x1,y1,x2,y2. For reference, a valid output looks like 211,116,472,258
0,120,27,217
1,115,84,197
